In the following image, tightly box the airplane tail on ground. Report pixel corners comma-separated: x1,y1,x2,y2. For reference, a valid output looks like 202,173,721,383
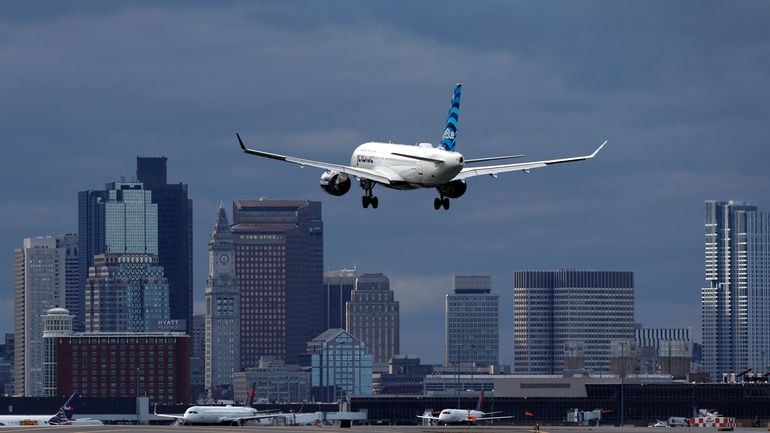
475,391,484,412
246,381,256,407
439,83,462,152
48,393,78,425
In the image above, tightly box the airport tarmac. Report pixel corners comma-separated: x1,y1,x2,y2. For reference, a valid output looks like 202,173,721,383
0,425,765,433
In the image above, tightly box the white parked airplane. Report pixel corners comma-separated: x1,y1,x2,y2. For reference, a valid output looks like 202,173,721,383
237,83,606,210
0,393,103,426
154,404,280,426
154,384,277,427
417,393,513,425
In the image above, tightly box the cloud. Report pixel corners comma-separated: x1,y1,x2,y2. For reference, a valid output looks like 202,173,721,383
1,2,770,367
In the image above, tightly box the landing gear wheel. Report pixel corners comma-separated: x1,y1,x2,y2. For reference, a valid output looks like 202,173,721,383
442,197,450,210
371,196,379,209
362,196,370,208
434,198,441,210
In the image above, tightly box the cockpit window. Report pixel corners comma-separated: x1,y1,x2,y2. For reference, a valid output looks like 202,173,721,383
459,157,464,163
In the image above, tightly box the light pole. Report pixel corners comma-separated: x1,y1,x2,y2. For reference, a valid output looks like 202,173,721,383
619,341,626,427
455,343,461,408
470,344,475,396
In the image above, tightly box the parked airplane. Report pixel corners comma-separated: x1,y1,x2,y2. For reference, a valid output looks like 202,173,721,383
154,383,277,426
0,393,103,426
417,393,513,425
237,83,606,210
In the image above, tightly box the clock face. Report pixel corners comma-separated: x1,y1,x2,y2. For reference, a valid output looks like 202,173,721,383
219,254,230,264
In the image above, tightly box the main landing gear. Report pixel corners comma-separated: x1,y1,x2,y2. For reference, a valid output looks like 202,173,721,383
433,196,450,210
360,180,379,209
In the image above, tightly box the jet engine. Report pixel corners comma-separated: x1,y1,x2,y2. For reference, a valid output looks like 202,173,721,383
436,180,467,199
320,171,351,196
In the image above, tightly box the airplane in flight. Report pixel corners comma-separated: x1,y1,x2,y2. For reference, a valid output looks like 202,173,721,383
237,83,606,210
0,393,103,426
417,393,513,425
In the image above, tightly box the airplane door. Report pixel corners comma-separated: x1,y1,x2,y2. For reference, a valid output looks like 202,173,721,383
417,161,423,175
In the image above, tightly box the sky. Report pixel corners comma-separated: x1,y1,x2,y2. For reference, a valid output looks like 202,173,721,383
2,1,770,364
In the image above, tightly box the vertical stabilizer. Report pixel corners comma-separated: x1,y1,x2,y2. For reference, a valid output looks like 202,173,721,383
48,393,78,425
475,391,485,412
440,83,462,151
246,381,256,406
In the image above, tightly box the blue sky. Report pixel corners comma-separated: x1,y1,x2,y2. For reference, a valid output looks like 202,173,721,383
2,1,770,363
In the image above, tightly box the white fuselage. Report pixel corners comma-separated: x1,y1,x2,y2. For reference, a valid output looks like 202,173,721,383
0,415,54,426
180,406,262,424
351,142,464,189
438,409,486,424
0,415,103,426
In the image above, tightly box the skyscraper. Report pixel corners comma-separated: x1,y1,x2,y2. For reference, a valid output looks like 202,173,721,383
703,201,770,379
205,206,240,393
56,234,80,330
346,273,399,364
78,182,158,329
137,157,193,333
84,253,170,332
14,237,68,396
323,268,357,331
513,270,634,374
232,200,323,366
444,275,499,367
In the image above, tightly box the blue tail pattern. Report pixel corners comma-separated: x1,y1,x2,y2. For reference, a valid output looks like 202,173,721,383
440,83,462,151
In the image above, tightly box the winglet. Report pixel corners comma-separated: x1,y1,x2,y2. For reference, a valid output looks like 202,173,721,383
236,133,247,151
590,140,608,158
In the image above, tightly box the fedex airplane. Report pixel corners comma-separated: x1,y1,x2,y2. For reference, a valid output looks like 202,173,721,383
0,393,103,426
417,393,513,425
237,83,606,210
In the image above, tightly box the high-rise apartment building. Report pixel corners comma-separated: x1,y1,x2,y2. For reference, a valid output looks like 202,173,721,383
84,253,170,332
205,206,240,393
513,270,635,374
232,200,323,367
13,237,69,396
444,275,499,367
78,182,158,329
136,157,193,333
323,268,357,331
703,201,770,379
346,273,399,364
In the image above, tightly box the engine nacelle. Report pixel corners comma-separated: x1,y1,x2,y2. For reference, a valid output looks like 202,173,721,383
320,171,352,196
436,180,467,199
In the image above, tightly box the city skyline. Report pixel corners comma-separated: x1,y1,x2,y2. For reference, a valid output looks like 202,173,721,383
2,2,770,365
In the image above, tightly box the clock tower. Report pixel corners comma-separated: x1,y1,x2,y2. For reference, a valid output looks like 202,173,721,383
204,204,240,395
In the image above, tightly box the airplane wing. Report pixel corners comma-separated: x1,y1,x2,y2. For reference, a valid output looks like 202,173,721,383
453,140,607,180
237,133,392,185
417,415,441,420
478,415,515,421
153,405,183,421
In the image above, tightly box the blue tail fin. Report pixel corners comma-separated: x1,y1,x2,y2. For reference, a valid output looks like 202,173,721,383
440,83,462,151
